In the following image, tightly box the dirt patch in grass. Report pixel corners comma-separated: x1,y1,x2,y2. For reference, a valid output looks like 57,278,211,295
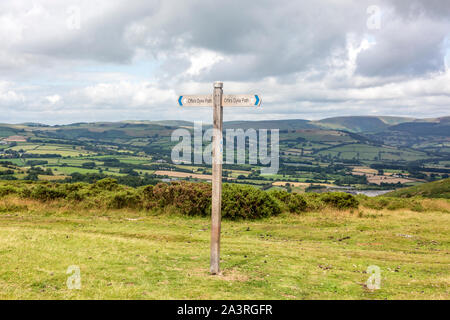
189,267,251,282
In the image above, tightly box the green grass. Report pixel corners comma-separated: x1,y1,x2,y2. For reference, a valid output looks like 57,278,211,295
8,143,94,157
0,199,448,299
386,178,450,199
0,126,19,138
317,144,427,161
46,166,127,176
47,166,100,175
0,159,25,166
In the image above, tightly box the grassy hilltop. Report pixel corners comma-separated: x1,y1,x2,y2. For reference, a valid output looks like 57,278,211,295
0,116,449,299
0,179,448,299
386,178,450,199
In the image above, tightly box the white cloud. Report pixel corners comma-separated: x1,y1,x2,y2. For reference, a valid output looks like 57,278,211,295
46,94,61,104
185,49,225,76
0,0,448,124
78,81,176,107
0,81,25,105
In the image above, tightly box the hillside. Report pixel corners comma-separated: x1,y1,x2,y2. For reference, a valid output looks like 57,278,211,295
224,119,316,130
388,118,450,137
314,116,414,133
1,116,449,191
0,179,449,299
0,126,21,138
386,178,450,199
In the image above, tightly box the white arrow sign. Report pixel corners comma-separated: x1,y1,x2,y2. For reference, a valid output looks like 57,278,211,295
178,95,213,107
222,94,261,107
178,94,261,107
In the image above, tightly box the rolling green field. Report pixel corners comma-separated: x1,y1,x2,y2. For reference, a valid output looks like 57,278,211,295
0,196,448,299
386,178,450,199
9,143,94,157
317,144,428,161
1,119,449,192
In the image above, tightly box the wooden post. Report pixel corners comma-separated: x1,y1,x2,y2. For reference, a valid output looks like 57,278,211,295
177,85,260,274
210,81,223,275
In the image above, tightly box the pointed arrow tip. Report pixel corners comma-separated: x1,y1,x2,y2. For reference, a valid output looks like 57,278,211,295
254,95,260,106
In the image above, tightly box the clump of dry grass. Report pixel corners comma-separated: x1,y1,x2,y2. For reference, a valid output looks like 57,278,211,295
419,198,450,212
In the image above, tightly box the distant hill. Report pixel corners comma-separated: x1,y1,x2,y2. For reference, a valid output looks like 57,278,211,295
23,121,179,142
386,178,450,199
388,117,450,137
314,116,414,132
378,116,417,125
0,126,21,138
224,119,316,130
146,120,194,127
1,116,448,151
20,122,50,127
411,116,450,123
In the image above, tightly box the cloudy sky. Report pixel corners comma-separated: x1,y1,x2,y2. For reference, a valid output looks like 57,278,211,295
0,0,449,124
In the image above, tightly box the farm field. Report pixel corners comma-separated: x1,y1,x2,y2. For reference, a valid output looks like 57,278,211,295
9,143,94,157
1,118,449,193
317,144,428,161
0,201,448,299
272,181,333,188
351,166,418,185
154,170,213,180
367,176,414,185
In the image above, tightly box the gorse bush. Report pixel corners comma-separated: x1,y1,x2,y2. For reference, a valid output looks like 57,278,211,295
30,185,67,201
0,185,17,197
288,194,308,213
269,189,307,213
268,189,291,204
108,190,141,209
143,182,279,219
320,192,359,209
0,179,364,219
92,178,120,192
270,189,359,211
148,182,212,216
222,184,281,219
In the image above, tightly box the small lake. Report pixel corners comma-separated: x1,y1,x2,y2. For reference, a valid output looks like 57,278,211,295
327,188,393,197
354,190,393,197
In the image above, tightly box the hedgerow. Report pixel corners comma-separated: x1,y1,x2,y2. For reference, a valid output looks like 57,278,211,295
320,192,359,209
0,179,365,219
268,189,307,213
222,184,281,219
148,182,212,216
0,185,17,197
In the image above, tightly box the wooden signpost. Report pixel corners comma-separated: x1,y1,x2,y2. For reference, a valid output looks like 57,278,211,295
178,82,261,274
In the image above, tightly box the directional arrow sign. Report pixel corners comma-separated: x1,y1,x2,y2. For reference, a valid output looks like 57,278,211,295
178,94,261,107
177,83,262,275
178,95,213,107
222,94,261,107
